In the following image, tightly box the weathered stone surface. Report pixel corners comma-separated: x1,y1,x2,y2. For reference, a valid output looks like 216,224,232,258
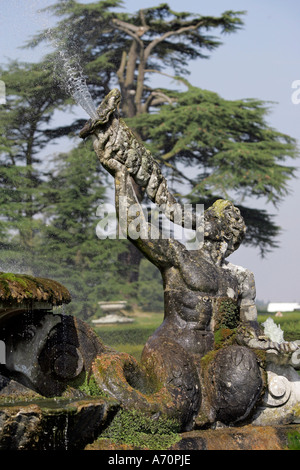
92,340,200,431
0,397,119,450
205,345,263,425
252,363,300,426
85,425,300,451
0,375,42,400
2,313,105,397
170,424,300,451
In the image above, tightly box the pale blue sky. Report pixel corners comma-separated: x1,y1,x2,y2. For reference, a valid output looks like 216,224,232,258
0,0,299,302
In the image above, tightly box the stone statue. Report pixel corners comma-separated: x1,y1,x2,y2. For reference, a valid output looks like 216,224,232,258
80,89,300,430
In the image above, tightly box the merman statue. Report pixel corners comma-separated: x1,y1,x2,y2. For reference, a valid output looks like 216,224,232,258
80,89,300,430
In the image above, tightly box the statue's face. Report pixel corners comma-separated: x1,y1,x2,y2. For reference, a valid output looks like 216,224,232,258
203,200,246,258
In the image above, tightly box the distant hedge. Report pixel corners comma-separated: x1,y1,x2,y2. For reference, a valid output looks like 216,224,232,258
95,327,156,346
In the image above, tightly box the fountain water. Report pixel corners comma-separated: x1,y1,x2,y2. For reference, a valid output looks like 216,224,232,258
63,64,98,120
262,317,285,343
45,28,98,119
19,0,98,119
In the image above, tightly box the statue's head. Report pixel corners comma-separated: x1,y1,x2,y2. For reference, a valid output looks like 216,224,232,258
79,88,121,139
203,199,246,260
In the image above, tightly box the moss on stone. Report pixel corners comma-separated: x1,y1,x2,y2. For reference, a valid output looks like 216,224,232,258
69,371,108,398
0,272,71,305
214,327,237,350
100,408,180,450
200,349,218,371
286,429,300,450
215,297,239,330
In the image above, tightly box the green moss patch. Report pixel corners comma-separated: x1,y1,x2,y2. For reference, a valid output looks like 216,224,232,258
287,430,300,450
215,298,239,330
100,408,180,450
0,272,71,305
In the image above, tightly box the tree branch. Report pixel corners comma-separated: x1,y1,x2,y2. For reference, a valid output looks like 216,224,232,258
144,69,191,89
116,50,127,85
112,18,147,46
142,90,175,113
139,9,147,28
162,160,197,188
144,20,205,60
125,42,138,88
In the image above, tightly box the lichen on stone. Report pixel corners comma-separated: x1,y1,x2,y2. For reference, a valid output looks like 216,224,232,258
210,199,232,218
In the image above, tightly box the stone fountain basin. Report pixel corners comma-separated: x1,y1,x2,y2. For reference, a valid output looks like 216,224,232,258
0,394,119,450
0,301,53,323
0,272,71,326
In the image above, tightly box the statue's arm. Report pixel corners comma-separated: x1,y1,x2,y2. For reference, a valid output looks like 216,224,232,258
85,94,184,268
114,168,181,269
88,91,196,230
238,268,258,325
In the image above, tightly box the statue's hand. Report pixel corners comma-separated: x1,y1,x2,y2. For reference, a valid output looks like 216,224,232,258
92,135,124,174
262,338,300,369
274,340,299,354
238,325,300,369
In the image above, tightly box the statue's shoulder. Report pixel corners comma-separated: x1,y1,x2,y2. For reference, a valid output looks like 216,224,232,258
223,261,254,282
223,261,256,298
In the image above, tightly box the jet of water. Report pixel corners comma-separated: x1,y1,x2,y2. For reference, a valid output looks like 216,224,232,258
45,27,98,120
20,0,98,119
56,47,98,119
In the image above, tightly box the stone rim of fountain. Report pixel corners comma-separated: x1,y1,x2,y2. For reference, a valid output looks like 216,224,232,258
0,271,71,325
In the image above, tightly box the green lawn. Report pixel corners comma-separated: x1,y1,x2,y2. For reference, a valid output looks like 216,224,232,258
91,310,300,361
92,311,164,360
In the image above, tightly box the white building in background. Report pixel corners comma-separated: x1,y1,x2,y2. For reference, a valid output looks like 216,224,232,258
267,302,300,313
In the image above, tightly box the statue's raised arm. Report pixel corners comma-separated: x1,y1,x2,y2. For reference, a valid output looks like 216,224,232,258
80,88,196,229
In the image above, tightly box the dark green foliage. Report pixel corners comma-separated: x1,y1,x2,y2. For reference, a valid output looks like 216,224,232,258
0,61,66,254
101,408,180,450
135,85,297,204
93,326,159,347
129,83,298,253
138,259,164,312
27,1,244,106
17,3,299,256
217,298,239,329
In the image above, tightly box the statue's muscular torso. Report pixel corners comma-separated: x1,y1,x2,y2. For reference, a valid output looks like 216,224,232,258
149,247,241,360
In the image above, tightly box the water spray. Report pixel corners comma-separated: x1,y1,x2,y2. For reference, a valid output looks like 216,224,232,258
23,0,98,119
45,27,98,119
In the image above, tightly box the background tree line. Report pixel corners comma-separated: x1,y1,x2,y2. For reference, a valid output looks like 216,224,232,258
0,0,298,320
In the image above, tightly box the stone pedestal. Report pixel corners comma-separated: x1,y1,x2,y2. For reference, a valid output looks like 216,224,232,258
170,425,300,450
